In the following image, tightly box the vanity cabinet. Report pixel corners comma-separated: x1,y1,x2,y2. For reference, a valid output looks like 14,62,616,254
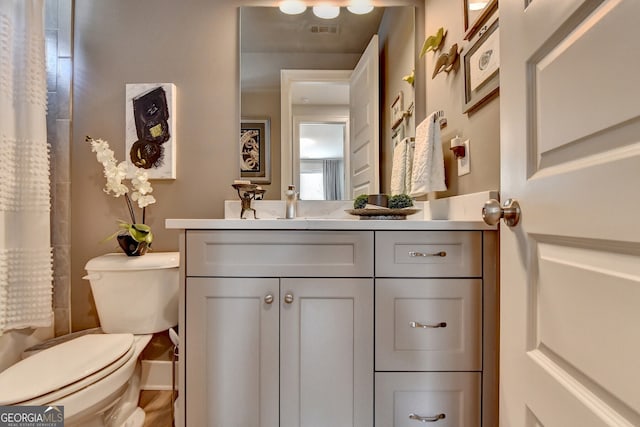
178,226,497,427
373,231,497,427
183,230,374,427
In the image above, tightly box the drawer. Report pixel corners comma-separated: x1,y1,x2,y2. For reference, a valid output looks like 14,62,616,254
375,279,481,371
375,231,481,277
186,230,373,277
375,372,480,427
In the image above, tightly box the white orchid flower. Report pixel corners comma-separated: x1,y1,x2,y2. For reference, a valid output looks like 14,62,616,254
102,161,129,197
89,138,110,154
131,192,156,208
132,170,153,195
86,136,157,245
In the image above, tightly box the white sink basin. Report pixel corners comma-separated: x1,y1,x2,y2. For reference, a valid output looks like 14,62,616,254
224,200,355,220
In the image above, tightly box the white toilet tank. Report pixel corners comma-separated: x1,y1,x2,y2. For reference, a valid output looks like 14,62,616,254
84,252,179,334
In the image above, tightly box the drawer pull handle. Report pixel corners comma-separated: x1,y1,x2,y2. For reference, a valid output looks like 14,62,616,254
409,321,447,329
409,412,446,422
284,293,294,304
264,294,274,304
408,250,447,257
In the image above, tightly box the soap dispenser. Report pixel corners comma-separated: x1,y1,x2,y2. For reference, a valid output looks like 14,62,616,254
285,185,297,219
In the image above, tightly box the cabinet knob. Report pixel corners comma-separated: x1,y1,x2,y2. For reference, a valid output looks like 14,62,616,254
264,294,274,304
284,293,294,304
409,412,446,422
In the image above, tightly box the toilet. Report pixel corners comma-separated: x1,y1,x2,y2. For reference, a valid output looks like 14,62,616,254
0,252,179,427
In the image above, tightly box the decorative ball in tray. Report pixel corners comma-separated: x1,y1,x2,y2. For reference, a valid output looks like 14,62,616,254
346,194,420,220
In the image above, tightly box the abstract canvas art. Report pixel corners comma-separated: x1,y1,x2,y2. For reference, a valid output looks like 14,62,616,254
125,83,177,179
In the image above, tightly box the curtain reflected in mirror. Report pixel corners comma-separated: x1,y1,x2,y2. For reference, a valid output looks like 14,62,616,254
323,160,344,200
298,122,345,200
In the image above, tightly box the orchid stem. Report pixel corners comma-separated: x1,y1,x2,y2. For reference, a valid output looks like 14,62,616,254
124,193,137,224
142,207,146,224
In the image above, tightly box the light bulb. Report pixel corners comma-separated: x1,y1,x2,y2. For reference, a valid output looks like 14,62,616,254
313,5,340,19
347,1,373,15
468,1,488,11
279,0,306,15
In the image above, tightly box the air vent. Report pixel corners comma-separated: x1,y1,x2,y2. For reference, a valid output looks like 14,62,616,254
310,24,338,34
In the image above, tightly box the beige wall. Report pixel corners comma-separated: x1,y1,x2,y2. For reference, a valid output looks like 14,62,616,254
423,0,500,197
72,0,241,330
70,0,498,331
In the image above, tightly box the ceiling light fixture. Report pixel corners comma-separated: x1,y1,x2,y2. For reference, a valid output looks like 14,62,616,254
279,0,306,15
313,4,340,19
347,1,374,15
468,1,488,11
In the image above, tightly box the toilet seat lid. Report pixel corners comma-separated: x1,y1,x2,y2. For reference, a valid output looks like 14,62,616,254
0,334,134,405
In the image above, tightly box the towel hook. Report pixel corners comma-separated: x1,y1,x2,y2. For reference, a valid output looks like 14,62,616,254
433,110,447,129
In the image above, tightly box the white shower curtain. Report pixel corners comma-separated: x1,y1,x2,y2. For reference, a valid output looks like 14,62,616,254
0,0,52,334
323,159,344,201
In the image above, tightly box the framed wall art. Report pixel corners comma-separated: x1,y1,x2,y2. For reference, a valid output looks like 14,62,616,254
240,118,271,184
462,17,500,114
125,83,177,179
391,92,404,130
463,0,498,41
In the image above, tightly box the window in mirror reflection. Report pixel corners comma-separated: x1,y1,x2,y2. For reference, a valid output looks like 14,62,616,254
298,122,346,200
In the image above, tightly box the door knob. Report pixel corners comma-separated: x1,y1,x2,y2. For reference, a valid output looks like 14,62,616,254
482,199,521,227
264,294,274,304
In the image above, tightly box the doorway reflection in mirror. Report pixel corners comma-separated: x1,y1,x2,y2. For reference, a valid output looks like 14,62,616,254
298,122,346,200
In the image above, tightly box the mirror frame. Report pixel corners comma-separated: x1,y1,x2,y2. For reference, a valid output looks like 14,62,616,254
463,0,498,41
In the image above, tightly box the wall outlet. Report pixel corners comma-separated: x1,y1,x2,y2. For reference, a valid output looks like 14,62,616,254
458,139,470,176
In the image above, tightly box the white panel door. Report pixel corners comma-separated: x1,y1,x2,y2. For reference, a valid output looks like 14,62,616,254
185,278,279,427
349,35,379,198
280,278,373,427
500,0,640,425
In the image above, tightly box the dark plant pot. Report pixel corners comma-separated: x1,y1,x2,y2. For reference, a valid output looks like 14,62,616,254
117,234,149,256
367,194,388,207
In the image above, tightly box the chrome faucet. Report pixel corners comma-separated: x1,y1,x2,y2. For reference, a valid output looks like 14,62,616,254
285,185,298,219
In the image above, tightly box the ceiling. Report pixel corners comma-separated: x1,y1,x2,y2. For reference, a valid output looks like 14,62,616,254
240,6,384,55
240,6,384,99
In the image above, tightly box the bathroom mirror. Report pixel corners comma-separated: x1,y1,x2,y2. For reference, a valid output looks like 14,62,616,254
240,5,424,200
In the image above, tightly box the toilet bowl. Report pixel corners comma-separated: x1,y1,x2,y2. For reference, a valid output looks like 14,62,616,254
0,252,180,427
0,333,151,426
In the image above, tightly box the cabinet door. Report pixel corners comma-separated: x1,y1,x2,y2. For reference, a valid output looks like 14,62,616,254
280,278,373,427
186,278,279,427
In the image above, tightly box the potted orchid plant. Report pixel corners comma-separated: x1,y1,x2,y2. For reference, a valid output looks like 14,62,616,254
86,136,156,256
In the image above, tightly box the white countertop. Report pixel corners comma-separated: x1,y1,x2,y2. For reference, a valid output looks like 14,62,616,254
166,191,499,231
165,217,494,231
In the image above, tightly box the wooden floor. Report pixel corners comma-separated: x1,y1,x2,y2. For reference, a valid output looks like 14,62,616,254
140,390,175,427
139,332,177,426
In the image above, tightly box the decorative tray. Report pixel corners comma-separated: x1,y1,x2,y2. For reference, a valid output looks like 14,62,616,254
345,208,421,220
